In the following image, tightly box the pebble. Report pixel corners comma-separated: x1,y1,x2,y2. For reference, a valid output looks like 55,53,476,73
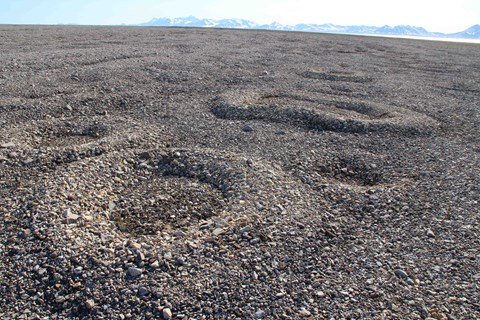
315,291,326,298
138,286,149,296
127,267,143,277
175,257,185,266
162,308,173,319
199,220,214,230
85,299,95,309
394,269,409,279
138,151,151,160
255,201,264,211
8,151,18,158
128,241,142,249
254,309,265,318
242,125,254,132
239,226,251,234
136,251,145,264
250,238,261,245
174,230,186,237
427,229,435,238
299,308,311,317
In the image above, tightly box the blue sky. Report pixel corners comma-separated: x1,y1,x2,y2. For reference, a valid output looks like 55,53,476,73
0,0,478,33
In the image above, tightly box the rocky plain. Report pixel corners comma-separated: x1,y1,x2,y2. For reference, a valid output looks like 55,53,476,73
0,25,479,319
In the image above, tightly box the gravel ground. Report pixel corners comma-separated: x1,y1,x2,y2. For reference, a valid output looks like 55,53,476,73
0,25,479,319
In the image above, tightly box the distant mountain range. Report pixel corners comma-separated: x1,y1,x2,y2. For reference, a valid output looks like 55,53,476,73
138,16,480,39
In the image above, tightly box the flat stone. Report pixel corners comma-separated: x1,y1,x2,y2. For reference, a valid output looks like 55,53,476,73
138,151,151,160
173,230,186,237
242,125,254,132
199,221,214,230
394,269,409,279
212,228,226,236
239,226,251,234
127,267,143,277
0,142,15,148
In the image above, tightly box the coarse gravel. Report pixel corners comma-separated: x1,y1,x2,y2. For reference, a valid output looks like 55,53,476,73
0,25,479,319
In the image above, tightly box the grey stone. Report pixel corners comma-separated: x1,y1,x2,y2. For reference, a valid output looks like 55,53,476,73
255,201,264,211
242,125,254,132
138,286,149,296
254,309,265,318
175,257,185,266
394,269,408,279
173,230,186,237
127,267,143,277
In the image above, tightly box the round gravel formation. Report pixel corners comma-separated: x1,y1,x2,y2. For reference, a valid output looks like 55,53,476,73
211,90,440,135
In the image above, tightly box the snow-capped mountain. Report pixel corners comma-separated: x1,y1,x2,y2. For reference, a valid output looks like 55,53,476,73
138,17,480,39
140,16,257,29
450,24,480,39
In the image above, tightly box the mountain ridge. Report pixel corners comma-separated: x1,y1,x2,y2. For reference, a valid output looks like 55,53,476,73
138,16,479,39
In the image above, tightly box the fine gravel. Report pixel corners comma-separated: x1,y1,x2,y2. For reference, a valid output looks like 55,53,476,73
0,25,479,319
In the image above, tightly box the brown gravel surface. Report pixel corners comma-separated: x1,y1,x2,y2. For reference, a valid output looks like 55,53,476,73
0,25,479,319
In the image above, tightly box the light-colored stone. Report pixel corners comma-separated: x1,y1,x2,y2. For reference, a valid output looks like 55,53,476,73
0,142,15,148
85,299,95,309
64,208,80,224
162,308,172,319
